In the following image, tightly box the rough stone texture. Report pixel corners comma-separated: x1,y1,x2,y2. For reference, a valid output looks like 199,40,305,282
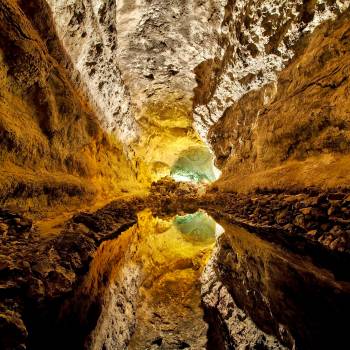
46,0,224,140
47,0,350,142
46,0,138,144
1,2,350,350
0,0,140,210
209,7,350,191
203,189,350,255
46,0,350,184
195,0,350,140
202,222,350,350
45,0,224,182
0,200,139,350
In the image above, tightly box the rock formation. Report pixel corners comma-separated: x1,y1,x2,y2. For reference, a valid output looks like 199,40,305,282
1,0,350,349
209,5,350,191
0,0,141,211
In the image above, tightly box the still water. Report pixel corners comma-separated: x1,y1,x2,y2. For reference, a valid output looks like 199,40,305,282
68,209,350,350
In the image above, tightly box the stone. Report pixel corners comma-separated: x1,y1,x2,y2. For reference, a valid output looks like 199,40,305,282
300,207,312,215
343,195,350,203
0,310,28,350
26,277,46,300
307,230,318,238
0,223,8,238
294,215,306,229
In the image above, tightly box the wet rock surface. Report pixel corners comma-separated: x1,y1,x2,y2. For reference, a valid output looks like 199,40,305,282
1,186,350,349
0,201,139,350
202,221,350,350
203,189,350,255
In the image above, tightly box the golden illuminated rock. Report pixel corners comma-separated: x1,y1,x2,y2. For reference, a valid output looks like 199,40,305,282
0,0,142,210
210,10,350,192
1,2,350,350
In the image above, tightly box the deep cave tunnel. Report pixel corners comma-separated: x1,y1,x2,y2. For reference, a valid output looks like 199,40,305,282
1,1,350,350
170,146,221,183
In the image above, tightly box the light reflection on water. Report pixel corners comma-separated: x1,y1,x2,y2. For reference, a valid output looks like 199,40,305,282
173,210,224,243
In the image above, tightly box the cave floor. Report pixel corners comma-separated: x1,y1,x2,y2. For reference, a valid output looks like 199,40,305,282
1,191,350,350
126,210,216,350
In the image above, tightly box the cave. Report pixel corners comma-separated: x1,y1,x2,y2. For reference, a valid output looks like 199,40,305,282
1,1,350,350
170,147,221,183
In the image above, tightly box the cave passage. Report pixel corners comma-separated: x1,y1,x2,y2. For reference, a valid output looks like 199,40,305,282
2,1,350,350
64,209,223,350
55,208,350,350
127,210,221,349
170,146,221,183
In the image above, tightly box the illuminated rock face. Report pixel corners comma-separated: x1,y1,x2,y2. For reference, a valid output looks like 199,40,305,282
46,0,225,180
210,10,350,192
193,1,350,141
0,0,140,209
171,146,219,183
1,0,349,203
72,210,219,349
46,0,223,140
46,0,350,185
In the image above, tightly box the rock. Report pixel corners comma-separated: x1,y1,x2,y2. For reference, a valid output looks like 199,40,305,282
0,309,28,350
300,207,312,215
74,223,90,235
209,7,350,193
0,255,13,273
26,277,45,300
45,266,76,298
343,195,350,203
328,206,337,216
329,237,345,251
283,224,294,233
294,215,306,230
275,208,288,224
307,230,318,238
0,223,8,238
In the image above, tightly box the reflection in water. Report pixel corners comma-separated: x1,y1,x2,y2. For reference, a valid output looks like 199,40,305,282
204,219,350,350
174,210,224,243
66,210,350,350
128,210,219,349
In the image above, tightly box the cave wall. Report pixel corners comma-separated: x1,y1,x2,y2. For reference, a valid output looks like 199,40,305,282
209,9,350,192
47,0,350,185
2,0,350,202
0,0,140,210
46,0,230,181
194,0,350,139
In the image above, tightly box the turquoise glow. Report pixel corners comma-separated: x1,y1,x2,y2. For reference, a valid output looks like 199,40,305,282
173,211,217,244
170,146,221,183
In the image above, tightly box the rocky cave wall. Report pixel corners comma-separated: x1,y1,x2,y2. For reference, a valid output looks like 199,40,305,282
202,1,350,191
46,0,350,186
209,5,350,192
193,0,350,139
0,0,141,210
1,1,349,201
1,2,350,350
46,0,231,181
